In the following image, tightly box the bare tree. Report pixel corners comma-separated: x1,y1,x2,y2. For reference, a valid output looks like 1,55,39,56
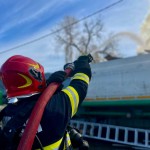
55,16,118,63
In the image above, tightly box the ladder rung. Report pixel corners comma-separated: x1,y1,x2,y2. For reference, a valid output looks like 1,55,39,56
115,128,119,141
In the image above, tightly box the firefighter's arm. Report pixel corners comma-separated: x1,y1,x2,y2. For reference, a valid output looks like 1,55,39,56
62,56,92,117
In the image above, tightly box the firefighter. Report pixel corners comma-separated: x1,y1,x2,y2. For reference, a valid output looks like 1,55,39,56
0,55,91,150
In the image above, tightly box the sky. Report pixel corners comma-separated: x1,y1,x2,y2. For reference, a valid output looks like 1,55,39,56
0,0,150,72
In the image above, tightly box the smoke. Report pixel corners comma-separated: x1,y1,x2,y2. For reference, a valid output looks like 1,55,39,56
113,32,147,55
140,11,150,53
93,31,146,56
140,0,150,53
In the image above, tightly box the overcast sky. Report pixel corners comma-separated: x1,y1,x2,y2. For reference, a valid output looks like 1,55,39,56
0,0,149,72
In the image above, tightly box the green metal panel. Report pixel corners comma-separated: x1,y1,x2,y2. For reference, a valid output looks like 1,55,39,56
76,99,150,118
82,99,150,107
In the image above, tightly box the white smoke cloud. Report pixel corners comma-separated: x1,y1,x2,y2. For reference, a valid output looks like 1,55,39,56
140,5,150,53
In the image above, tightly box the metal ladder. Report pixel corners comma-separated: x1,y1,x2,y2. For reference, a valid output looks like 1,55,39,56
70,120,150,148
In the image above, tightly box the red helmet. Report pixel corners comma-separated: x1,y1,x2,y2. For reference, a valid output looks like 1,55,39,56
0,55,46,98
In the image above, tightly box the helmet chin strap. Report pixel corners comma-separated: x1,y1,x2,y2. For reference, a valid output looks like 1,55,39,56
8,93,40,104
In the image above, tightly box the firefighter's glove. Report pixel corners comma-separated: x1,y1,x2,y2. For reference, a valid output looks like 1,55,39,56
46,71,66,93
46,71,66,85
64,56,91,79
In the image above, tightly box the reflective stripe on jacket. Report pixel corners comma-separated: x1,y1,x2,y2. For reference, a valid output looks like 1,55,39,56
36,132,71,150
62,73,89,117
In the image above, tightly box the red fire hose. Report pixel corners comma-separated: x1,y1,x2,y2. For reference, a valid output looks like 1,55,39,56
17,54,93,150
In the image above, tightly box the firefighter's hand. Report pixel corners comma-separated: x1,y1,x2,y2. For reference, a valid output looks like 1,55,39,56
46,71,66,85
64,56,91,79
